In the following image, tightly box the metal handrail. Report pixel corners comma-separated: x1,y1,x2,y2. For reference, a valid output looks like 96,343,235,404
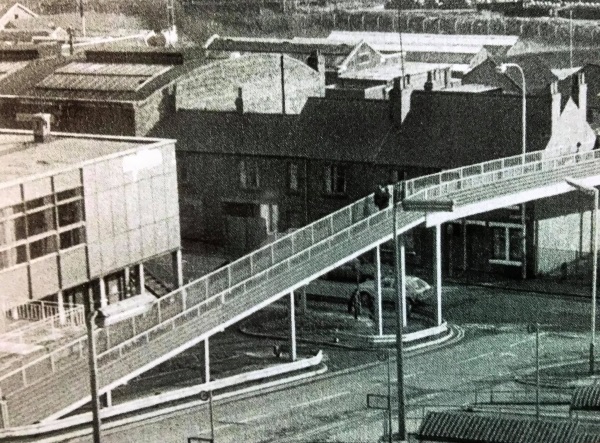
1,148,599,395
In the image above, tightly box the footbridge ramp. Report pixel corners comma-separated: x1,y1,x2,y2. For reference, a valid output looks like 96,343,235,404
1,149,599,428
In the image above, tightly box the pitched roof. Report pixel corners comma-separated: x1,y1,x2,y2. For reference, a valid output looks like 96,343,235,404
376,89,552,169
294,97,395,163
151,110,298,158
502,54,560,93
419,411,600,443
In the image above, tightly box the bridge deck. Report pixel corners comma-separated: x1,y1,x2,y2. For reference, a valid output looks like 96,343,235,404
1,149,599,427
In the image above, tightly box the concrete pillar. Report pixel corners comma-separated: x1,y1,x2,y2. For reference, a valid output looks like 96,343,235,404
462,219,468,273
137,263,145,296
434,224,443,326
399,235,408,327
124,267,131,298
298,286,307,315
375,245,383,336
98,277,108,308
57,290,66,326
204,338,210,383
172,249,184,288
289,291,297,361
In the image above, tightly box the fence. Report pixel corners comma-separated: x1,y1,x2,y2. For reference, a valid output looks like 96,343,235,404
1,302,86,344
1,148,599,416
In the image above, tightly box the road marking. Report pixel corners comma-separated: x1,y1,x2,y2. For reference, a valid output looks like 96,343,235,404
462,351,494,363
239,391,351,423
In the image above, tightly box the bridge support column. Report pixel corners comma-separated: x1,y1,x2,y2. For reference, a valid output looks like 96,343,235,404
298,286,307,315
204,338,210,383
98,277,108,309
434,224,443,326
57,290,66,326
375,245,383,335
289,291,297,362
399,235,408,327
462,219,468,274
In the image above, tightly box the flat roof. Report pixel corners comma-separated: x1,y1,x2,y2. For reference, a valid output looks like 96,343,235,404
0,129,171,187
339,61,451,81
327,31,520,48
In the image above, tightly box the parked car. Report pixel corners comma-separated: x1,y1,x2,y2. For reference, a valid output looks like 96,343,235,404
354,275,432,315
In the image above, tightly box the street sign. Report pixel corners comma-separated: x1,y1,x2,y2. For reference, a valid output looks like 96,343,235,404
367,393,398,410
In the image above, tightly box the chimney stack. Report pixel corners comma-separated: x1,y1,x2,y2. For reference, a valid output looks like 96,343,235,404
388,77,413,127
574,71,587,122
424,71,434,92
235,87,244,114
16,113,52,143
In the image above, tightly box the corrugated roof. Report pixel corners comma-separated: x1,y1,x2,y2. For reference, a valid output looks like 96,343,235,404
418,411,597,443
0,50,207,101
207,36,356,56
571,384,600,410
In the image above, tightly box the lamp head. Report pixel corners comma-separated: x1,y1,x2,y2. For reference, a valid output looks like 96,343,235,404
495,64,508,74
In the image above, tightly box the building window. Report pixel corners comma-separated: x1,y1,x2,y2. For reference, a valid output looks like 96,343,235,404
240,159,260,189
490,225,522,266
324,164,346,195
0,217,27,246
27,208,56,237
390,169,406,184
29,235,57,260
57,200,84,227
0,245,26,270
60,227,85,250
288,162,299,192
260,204,279,234
25,195,53,211
56,187,82,202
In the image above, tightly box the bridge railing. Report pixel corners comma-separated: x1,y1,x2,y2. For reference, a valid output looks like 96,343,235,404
2,148,599,402
403,150,600,201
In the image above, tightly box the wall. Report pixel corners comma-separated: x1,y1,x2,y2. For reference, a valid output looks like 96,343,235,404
84,141,180,278
177,54,324,114
534,192,593,276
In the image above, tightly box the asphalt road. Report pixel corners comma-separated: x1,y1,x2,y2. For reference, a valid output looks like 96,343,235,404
64,284,593,443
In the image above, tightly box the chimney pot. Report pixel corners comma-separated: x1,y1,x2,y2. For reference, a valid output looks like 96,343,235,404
235,87,244,114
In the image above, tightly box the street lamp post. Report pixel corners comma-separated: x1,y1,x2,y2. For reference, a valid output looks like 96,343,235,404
392,185,407,442
85,307,102,443
566,178,599,374
497,62,527,280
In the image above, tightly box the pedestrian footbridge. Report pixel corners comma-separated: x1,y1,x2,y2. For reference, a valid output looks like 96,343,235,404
1,149,599,428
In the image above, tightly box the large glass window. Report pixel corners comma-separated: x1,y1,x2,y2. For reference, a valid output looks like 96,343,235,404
27,208,56,236
0,217,26,246
29,235,57,259
0,245,26,270
25,195,53,211
60,227,84,250
56,187,82,202
58,200,83,227
491,225,522,265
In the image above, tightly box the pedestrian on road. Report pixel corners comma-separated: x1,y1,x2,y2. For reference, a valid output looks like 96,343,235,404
348,290,361,319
